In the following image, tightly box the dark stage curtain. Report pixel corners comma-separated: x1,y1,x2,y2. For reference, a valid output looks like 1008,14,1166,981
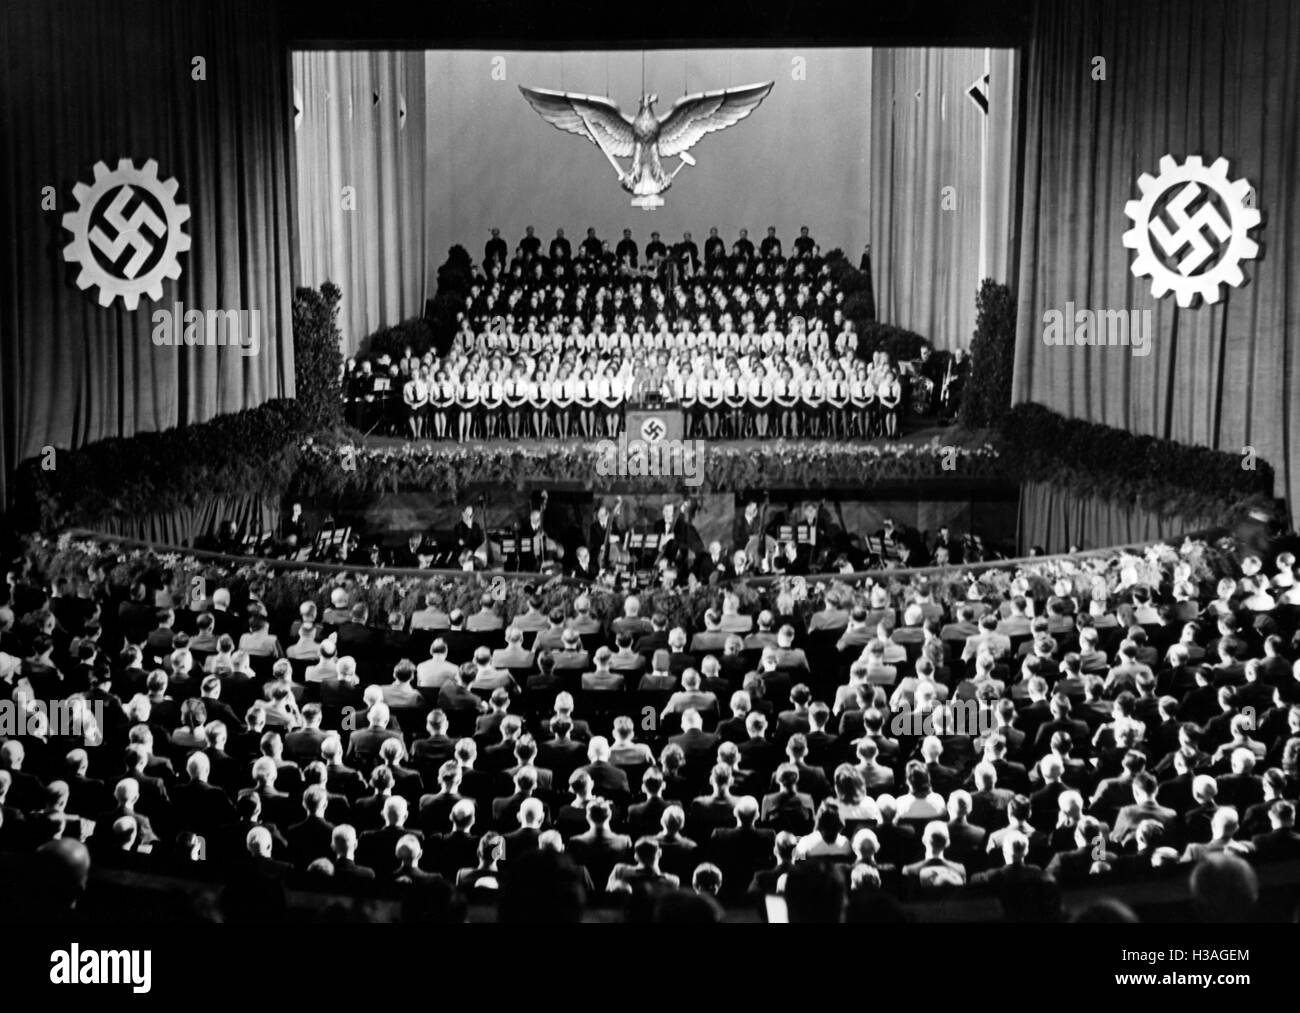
1011,0,1300,525
867,48,1018,349
1018,482,1215,555
0,0,298,509
101,495,276,548
292,51,428,353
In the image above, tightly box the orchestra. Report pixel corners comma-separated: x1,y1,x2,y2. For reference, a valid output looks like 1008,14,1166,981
232,493,995,586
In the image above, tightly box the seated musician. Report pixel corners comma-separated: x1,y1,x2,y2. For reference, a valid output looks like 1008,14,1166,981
518,508,556,571
655,502,692,574
454,505,486,566
568,545,599,581
794,502,826,571
589,501,625,572
692,540,732,584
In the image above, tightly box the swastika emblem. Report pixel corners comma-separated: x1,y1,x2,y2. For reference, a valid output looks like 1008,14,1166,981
640,417,666,443
1122,155,1260,308
62,158,191,310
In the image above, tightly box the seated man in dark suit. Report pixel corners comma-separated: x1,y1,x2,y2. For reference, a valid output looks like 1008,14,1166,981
171,751,236,837
285,785,337,869
761,763,815,836
1251,800,1300,863
328,824,377,885
707,794,776,898
667,710,719,774
1110,772,1178,848
345,702,406,773
358,795,424,878
577,737,631,801
567,797,632,891
335,603,379,661
537,715,587,783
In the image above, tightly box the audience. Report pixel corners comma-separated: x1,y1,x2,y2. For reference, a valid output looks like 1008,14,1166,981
1,541,1297,925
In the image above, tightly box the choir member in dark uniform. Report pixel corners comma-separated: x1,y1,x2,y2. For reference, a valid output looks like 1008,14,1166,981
733,228,755,261
704,228,726,268
760,227,782,260
485,228,508,268
550,228,571,262
675,232,700,271
520,226,541,260
580,228,603,260
616,229,638,268
645,232,667,264
793,226,816,258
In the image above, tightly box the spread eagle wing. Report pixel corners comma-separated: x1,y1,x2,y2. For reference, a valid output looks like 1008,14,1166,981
655,81,774,157
518,86,636,157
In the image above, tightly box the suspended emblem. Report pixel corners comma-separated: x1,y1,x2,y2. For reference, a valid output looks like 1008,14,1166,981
519,82,774,209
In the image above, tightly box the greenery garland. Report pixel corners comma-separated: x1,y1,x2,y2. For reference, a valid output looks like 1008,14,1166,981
291,283,344,429
9,267,1277,538
959,279,1016,429
292,436,1005,500
999,403,1276,524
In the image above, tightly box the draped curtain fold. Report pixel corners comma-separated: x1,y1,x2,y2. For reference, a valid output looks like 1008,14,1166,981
100,495,275,548
1018,482,1215,554
292,51,428,353
1012,0,1300,525
867,49,1017,348
0,0,298,510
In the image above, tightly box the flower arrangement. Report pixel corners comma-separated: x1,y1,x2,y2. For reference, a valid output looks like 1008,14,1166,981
293,435,1005,499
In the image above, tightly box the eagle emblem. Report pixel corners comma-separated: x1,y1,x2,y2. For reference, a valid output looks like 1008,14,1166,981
519,82,774,208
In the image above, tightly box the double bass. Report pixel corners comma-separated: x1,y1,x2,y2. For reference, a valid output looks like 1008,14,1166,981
602,496,632,573
744,492,778,569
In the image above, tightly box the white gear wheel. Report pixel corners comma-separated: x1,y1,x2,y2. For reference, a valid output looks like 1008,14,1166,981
61,157,191,310
1121,154,1260,308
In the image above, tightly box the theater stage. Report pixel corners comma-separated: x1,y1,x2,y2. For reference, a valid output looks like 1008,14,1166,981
316,426,1019,560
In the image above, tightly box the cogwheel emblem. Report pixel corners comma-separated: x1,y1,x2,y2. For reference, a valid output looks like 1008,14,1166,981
1122,155,1260,308
62,158,191,310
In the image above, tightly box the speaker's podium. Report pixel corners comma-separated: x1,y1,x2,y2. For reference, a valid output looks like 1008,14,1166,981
625,398,685,443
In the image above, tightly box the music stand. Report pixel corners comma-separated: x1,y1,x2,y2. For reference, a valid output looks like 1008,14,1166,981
627,532,661,568
796,524,816,546
363,379,392,436
777,524,794,544
240,532,270,556
315,525,351,560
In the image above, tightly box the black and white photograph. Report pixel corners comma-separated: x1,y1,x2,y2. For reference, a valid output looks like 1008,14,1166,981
0,0,1295,988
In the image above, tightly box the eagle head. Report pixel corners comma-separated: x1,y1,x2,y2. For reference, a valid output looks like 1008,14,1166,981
640,93,659,110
